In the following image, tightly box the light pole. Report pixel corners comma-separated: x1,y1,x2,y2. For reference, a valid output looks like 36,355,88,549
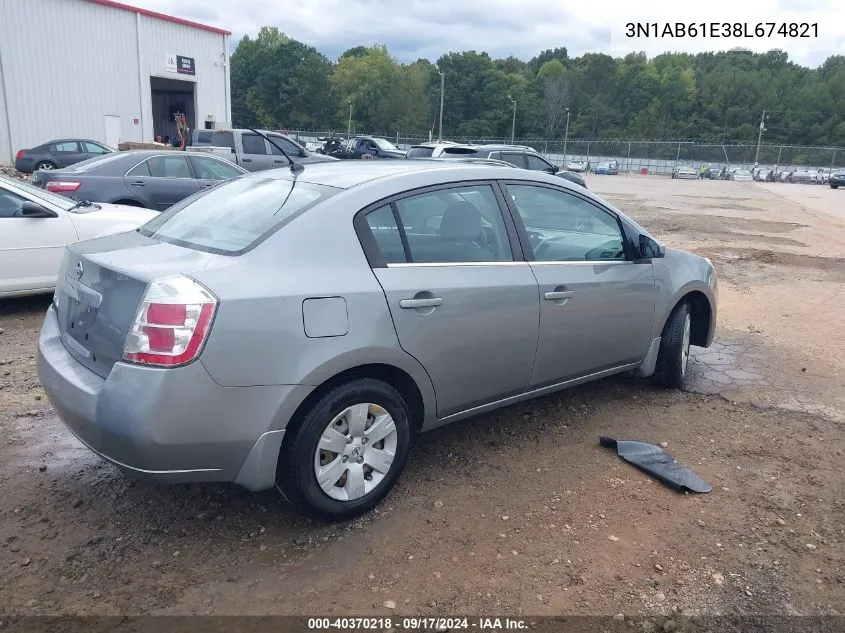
346,100,353,140
508,94,517,144
562,108,571,163
754,109,768,167
435,65,444,143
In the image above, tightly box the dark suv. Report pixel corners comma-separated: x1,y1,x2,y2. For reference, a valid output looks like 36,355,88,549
829,171,845,189
436,144,586,188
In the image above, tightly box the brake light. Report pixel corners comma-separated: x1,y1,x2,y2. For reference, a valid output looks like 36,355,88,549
46,181,81,193
122,276,217,367
15,150,25,160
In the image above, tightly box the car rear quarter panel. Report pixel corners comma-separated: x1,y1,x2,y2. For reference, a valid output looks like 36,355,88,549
191,184,440,426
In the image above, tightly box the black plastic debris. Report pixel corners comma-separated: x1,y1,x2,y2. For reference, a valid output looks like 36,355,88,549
599,437,712,493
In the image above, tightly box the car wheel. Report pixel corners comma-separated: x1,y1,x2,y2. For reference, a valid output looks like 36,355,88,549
652,302,692,389
35,161,56,170
277,378,411,521
831,184,839,189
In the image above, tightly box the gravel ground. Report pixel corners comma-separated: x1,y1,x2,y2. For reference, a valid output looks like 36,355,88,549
0,175,843,620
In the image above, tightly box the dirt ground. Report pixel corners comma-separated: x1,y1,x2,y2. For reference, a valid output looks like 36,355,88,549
0,175,843,621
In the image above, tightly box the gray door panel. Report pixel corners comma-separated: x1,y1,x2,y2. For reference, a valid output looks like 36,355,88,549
373,264,539,418
528,261,656,386
238,134,274,171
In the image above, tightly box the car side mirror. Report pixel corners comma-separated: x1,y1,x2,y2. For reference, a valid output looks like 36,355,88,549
21,201,57,218
638,234,665,259
549,165,559,173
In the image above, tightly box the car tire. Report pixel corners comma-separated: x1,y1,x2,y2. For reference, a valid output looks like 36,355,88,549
652,302,692,389
831,184,839,189
277,378,411,521
35,161,56,171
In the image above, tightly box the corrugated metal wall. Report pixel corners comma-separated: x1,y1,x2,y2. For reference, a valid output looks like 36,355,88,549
0,0,230,162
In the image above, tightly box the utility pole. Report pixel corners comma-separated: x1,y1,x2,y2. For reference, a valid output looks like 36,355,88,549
346,100,352,140
754,109,767,166
508,94,517,144
436,65,445,143
562,108,571,162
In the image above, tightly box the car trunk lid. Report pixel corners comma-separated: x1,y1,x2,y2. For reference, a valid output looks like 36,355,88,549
55,230,228,378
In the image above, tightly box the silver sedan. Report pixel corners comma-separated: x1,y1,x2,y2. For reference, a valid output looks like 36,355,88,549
37,161,717,520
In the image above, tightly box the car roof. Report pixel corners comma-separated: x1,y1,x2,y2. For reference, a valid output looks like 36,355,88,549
241,159,526,190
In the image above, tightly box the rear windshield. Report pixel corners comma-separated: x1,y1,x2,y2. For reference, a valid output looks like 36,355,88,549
138,177,338,255
62,152,128,172
406,147,434,158
442,147,480,156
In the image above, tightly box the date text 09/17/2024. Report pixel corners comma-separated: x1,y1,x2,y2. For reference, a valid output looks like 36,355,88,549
307,617,527,630
625,22,818,38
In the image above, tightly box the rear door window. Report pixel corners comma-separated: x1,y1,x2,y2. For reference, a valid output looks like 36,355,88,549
501,152,528,168
146,155,192,179
241,134,268,155
188,156,243,180
51,141,80,153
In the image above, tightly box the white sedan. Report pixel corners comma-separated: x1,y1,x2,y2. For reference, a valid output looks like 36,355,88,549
0,176,156,298
567,160,585,172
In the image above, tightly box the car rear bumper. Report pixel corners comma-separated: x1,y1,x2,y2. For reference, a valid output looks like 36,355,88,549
37,306,312,491
14,158,34,173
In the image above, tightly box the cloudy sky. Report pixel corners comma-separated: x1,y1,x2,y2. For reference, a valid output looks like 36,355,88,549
130,0,845,67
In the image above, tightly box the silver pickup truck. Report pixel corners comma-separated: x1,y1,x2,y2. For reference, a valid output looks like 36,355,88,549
192,129,337,172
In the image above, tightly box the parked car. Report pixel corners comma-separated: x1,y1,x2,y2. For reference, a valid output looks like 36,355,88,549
31,150,247,211
0,175,154,298
37,160,717,520
404,141,460,158
594,161,619,175
730,169,753,181
426,144,587,189
829,171,845,189
672,166,697,179
789,170,813,184
14,139,114,173
209,129,337,171
566,160,585,172
348,136,407,159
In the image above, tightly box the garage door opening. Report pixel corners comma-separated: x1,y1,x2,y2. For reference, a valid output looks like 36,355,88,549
150,76,196,143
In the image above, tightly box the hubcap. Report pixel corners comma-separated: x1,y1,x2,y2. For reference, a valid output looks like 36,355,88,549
313,403,398,502
681,313,691,376
38,163,54,170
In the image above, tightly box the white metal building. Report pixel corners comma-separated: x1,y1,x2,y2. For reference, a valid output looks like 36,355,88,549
0,0,232,162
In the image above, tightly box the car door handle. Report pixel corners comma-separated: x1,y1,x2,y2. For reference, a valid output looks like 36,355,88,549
202,183,216,188
399,297,443,309
273,159,286,163
129,181,145,187
544,290,575,301
242,158,252,163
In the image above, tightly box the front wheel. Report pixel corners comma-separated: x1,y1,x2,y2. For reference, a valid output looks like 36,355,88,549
652,302,691,389
277,378,411,521
831,184,839,189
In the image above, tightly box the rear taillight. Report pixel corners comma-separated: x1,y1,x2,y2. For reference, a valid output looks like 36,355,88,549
46,181,81,193
122,276,217,367
15,150,25,160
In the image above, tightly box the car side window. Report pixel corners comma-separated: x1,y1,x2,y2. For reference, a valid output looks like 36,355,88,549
189,156,242,180
52,142,80,153
364,205,406,264
268,136,302,156
126,160,151,177
83,142,109,154
241,134,267,155
507,184,626,262
393,185,513,263
147,155,192,179
501,152,527,168
0,189,26,218
526,154,552,171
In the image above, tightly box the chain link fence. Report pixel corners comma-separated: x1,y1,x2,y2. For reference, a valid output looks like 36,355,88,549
280,130,844,176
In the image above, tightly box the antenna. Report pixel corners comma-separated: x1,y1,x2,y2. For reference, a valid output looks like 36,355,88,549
243,126,304,176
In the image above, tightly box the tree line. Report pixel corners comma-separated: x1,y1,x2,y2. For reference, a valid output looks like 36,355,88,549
230,27,845,147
